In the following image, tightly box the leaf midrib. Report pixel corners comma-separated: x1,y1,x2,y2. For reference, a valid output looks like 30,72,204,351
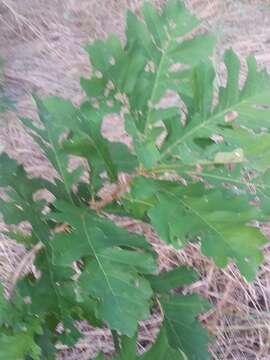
43,120,74,203
143,32,177,135
164,189,245,258
81,214,116,297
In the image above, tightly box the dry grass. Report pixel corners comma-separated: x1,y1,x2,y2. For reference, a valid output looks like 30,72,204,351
1,0,270,359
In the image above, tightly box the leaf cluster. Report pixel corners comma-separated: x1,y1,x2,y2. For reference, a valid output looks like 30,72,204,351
1,1,270,359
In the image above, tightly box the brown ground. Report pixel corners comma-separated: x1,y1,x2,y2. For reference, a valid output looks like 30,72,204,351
1,0,270,359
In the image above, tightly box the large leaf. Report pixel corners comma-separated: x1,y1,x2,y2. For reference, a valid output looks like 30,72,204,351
81,1,215,168
48,201,155,336
124,177,267,280
0,155,86,347
126,1,215,125
23,96,137,191
154,50,270,171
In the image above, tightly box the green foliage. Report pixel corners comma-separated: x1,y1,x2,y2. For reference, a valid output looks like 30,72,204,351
124,177,267,280
0,1,270,359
